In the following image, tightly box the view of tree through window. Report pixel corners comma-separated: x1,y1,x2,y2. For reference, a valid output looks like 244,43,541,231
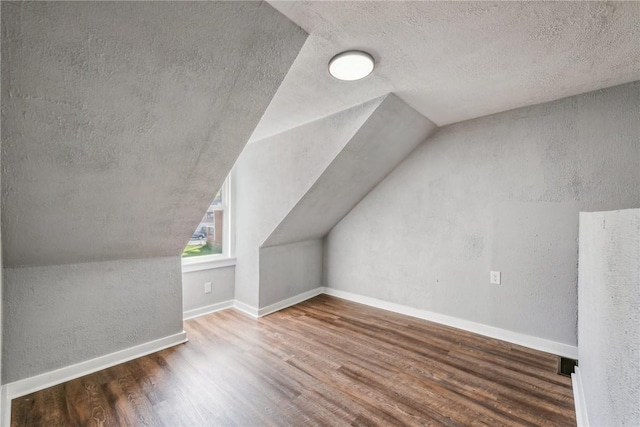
182,188,224,258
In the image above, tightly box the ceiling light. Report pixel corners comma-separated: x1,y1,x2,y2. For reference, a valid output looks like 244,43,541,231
328,50,374,81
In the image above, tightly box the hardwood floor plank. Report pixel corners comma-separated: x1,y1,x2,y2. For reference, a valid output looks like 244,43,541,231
64,373,119,427
283,304,570,424
12,295,576,426
9,394,35,427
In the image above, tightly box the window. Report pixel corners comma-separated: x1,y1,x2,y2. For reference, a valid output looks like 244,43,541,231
182,177,233,262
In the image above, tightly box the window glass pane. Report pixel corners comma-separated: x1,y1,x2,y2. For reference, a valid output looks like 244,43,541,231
182,192,224,258
211,190,223,210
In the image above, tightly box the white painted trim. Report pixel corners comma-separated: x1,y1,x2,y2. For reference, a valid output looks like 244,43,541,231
186,288,322,320
322,287,579,359
1,331,187,427
1,288,582,426
572,367,589,427
180,176,235,270
0,386,8,427
233,300,259,318
181,256,236,273
258,287,323,317
183,300,234,320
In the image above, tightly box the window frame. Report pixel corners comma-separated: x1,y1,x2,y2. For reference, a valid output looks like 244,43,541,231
181,177,236,273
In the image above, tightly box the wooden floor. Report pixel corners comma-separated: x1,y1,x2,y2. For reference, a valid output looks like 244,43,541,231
12,295,576,426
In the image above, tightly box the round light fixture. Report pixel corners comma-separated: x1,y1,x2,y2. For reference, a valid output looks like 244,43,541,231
328,50,375,81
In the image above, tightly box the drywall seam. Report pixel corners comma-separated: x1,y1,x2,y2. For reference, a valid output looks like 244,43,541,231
1,331,187,427
323,287,578,358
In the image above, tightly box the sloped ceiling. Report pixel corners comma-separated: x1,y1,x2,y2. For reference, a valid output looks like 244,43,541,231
233,97,386,307
1,2,307,267
251,1,640,141
236,96,386,248
263,94,437,247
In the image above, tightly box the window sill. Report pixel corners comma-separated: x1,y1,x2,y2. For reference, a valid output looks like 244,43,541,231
181,256,237,273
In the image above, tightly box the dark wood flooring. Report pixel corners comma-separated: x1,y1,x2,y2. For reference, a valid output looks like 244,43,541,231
11,295,576,426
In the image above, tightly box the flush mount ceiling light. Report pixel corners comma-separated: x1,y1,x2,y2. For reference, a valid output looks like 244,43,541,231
328,50,375,81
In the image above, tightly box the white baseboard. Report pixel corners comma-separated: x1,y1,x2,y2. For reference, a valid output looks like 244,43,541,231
190,288,578,358
233,300,259,318
187,288,323,320
322,287,579,359
183,300,234,320
3,289,581,427
258,287,323,317
0,386,8,427
572,367,589,427
1,331,187,427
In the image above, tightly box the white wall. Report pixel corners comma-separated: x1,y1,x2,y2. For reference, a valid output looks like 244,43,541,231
325,81,640,348
578,208,639,426
182,266,235,313
3,257,183,383
259,240,323,307
0,0,3,388
233,99,383,308
264,95,437,248
0,2,306,385
235,95,437,310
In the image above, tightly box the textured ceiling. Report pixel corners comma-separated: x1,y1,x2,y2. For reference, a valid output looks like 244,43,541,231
263,94,437,248
1,2,306,267
251,1,640,142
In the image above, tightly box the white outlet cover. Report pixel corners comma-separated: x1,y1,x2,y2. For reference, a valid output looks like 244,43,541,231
204,282,212,294
490,271,501,285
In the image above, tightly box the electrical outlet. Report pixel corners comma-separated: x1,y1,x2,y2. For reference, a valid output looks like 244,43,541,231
490,271,501,285
204,282,212,294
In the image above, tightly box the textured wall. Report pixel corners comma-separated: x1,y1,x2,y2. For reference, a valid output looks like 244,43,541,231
236,95,436,309
326,81,640,347
256,95,436,308
3,257,182,382
182,266,235,313
259,240,322,307
578,209,640,426
1,1,306,267
0,1,306,384
264,94,437,247
0,0,3,386
233,99,384,308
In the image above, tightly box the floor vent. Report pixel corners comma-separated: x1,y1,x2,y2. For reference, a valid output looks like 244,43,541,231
557,356,578,376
